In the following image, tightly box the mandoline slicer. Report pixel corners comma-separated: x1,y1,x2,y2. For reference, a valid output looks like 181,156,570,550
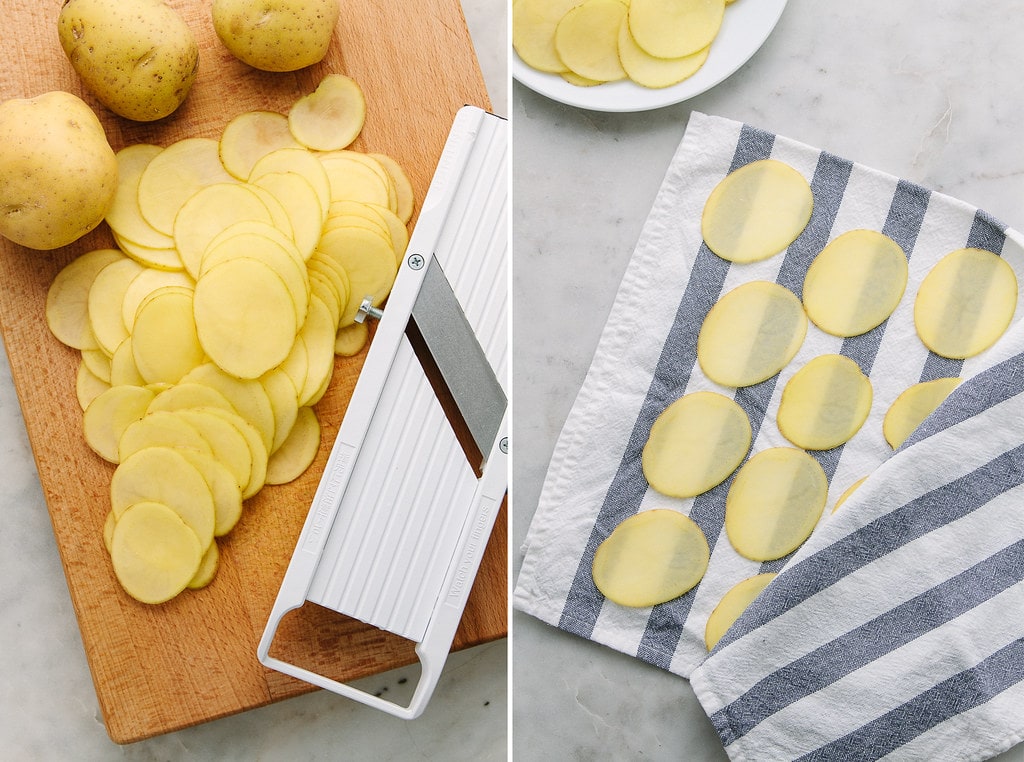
257,106,508,720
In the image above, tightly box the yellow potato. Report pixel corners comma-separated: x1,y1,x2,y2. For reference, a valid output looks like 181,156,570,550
82,384,157,463
704,573,776,651
334,321,369,357
618,21,710,89
628,0,724,59
212,0,340,72
109,337,145,388
0,91,118,249
554,0,628,83
249,148,332,223
172,408,255,493
592,509,709,608
181,363,277,456
218,111,302,181
178,450,243,538
58,0,198,121
296,295,337,406
251,171,324,261
137,138,235,235
204,406,270,500
776,354,873,451
288,74,366,151
120,268,194,332
131,287,205,385
319,151,394,208
316,226,398,326
76,360,111,411
106,145,173,250
368,154,415,224
187,541,221,590
259,368,300,454
883,377,962,450
117,410,214,464
265,406,321,485
46,248,124,351
832,476,867,514
87,257,145,356
512,0,580,73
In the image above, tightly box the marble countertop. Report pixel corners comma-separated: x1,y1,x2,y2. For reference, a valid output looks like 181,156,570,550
512,1,1024,759
0,2,505,760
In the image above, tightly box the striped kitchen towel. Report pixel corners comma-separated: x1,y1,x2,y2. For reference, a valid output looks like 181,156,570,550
513,108,1024,733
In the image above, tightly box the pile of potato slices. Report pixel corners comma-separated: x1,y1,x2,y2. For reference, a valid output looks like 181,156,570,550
45,74,415,605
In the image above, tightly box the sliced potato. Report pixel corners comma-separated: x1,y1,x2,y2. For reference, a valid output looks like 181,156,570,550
914,248,1017,359
776,355,873,451
76,359,111,411
704,573,776,651
367,154,415,224
265,405,321,485
82,384,157,463
204,405,270,499
334,321,369,356
110,500,204,604
316,225,398,326
642,391,751,498
181,363,277,456
697,281,808,388
251,171,324,261
297,295,336,406
87,257,145,356
702,159,814,264
883,377,962,450
121,267,194,332
175,407,255,492
218,110,301,180
832,476,867,514
186,540,220,590
725,447,827,561
592,509,709,608
319,151,393,208
106,144,175,250
555,0,628,83
248,147,332,223
512,0,580,73
46,248,125,351
259,368,299,454
117,409,214,463
131,287,205,385
137,137,235,235
618,21,710,89
109,336,146,387
628,0,724,59
178,450,243,538
288,74,366,152
81,347,112,383
112,232,183,272
147,382,235,415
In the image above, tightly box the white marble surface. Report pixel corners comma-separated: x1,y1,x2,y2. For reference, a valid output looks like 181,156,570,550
0,2,506,759
512,1,1024,759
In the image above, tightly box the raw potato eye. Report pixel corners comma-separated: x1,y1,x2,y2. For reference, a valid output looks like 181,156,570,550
697,281,808,388
554,0,628,84
701,159,814,264
882,377,961,450
914,247,1018,359
642,391,751,498
803,229,908,337
704,572,776,651
725,447,828,562
628,0,724,59
592,509,710,608
776,354,873,451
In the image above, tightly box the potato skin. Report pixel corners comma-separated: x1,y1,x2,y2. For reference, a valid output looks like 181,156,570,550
211,0,340,72
57,0,199,122
0,91,118,250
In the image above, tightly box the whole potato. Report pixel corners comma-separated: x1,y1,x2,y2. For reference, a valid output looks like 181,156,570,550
0,91,118,250
211,0,340,72
58,0,199,122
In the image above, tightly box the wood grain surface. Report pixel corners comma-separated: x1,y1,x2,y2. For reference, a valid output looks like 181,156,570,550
0,0,506,744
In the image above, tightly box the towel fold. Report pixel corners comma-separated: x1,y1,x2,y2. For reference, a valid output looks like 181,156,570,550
514,111,1024,759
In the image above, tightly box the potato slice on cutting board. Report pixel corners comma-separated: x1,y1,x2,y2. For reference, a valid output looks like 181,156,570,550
319,151,394,208
592,509,710,608
803,229,908,337
697,281,808,388
251,171,324,261
218,110,302,181
117,409,214,463
76,360,110,411
181,363,277,457
316,225,398,327
178,450,243,538
249,147,332,223
883,377,962,450
120,268,194,332
726,447,827,562
110,501,204,605
776,354,873,451
106,144,175,251
368,153,415,224
130,286,205,385
259,368,300,454
266,405,321,485
82,384,157,463
628,0,724,59
87,257,145,357
554,0,628,83
287,74,366,152
175,407,255,493
46,248,124,351
137,137,235,235
334,321,369,357
702,159,814,264
642,391,751,498
187,541,220,590
704,573,776,651
203,406,270,500
914,247,1017,359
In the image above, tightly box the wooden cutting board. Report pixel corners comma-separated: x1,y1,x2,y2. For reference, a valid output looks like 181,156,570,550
0,0,506,745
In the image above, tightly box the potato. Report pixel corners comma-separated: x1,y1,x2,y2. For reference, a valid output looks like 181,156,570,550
212,0,340,72
58,0,198,122
0,91,117,250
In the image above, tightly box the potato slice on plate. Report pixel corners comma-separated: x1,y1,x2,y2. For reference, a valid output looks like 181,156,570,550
288,74,366,152
618,20,710,89
46,248,124,350
218,110,302,181
628,0,724,59
110,500,204,605
555,0,628,83
592,509,709,608
137,137,235,235
512,0,580,73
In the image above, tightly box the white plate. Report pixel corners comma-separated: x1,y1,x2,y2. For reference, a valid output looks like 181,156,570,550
512,0,789,113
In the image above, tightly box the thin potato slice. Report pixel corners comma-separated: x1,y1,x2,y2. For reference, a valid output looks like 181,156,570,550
178,450,243,538
914,248,1017,359
316,226,398,326
702,159,814,263
194,257,299,380
113,232,183,272
103,510,116,555
883,377,962,450
110,446,216,551
265,406,321,485
110,337,145,387
181,363,277,456
297,295,336,406
704,573,776,651
137,137,235,235
259,368,299,454
618,21,710,89
147,382,235,415
725,447,827,562
803,230,908,337
46,248,124,350
592,509,709,608
698,281,808,388
87,257,145,356
81,347,112,383
117,410,214,463
77,359,111,411
280,332,310,396
309,270,343,328
218,110,301,181
249,147,332,224
204,406,270,499
319,152,393,208
776,354,873,451
642,391,751,498
512,0,580,73
555,0,628,83
110,501,204,604
288,74,366,152
187,540,220,590
173,182,277,278
121,267,194,332
131,287,205,385
368,154,415,224
82,384,157,463
334,321,369,356
832,476,867,514
561,71,603,87
251,171,324,261
628,0,724,59
106,144,175,250
175,407,255,492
